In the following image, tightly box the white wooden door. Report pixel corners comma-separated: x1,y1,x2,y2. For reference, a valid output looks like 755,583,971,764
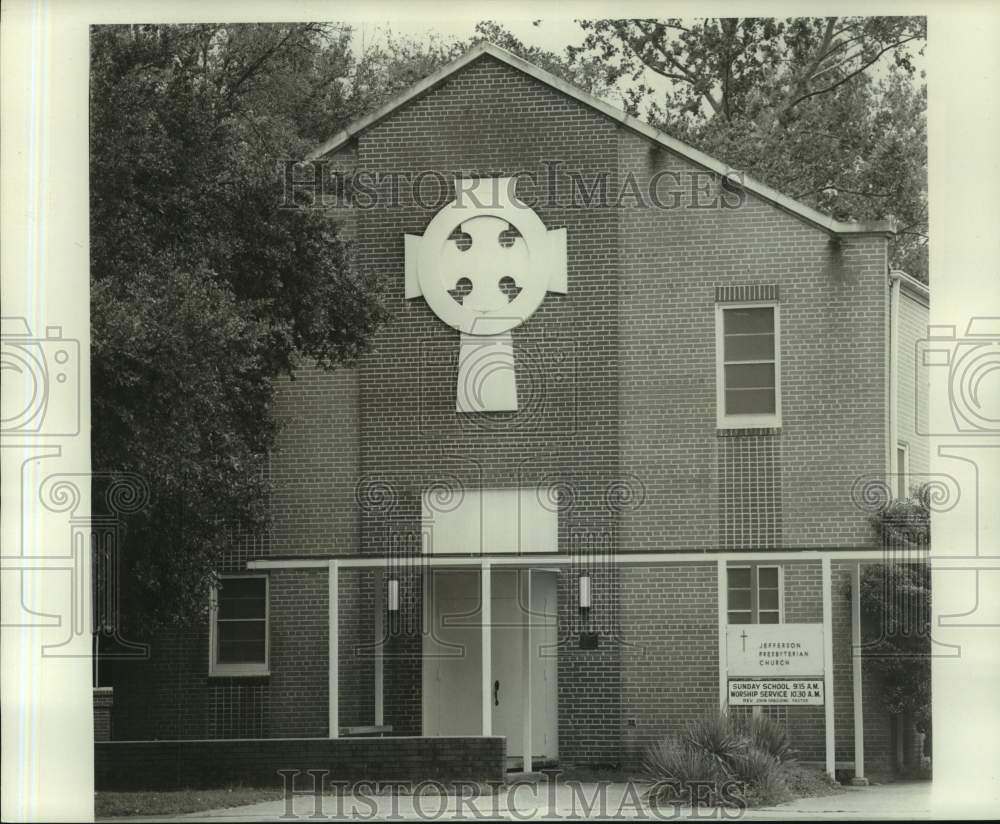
491,569,559,765
422,569,481,736
422,567,559,764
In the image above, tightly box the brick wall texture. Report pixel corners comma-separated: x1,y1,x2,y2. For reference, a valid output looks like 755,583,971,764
108,52,922,780
95,736,505,791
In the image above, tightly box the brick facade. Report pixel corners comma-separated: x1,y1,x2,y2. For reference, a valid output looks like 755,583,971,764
619,564,719,770
95,736,505,791
108,48,921,782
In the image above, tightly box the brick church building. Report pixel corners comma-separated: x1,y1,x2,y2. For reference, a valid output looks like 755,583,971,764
102,42,929,786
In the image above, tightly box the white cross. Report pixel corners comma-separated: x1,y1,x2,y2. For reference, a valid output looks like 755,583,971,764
404,178,567,413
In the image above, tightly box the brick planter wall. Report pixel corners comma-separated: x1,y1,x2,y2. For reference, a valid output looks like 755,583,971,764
95,736,505,791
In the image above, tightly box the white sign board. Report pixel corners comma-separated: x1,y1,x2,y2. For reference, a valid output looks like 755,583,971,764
728,678,824,706
726,624,824,677
422,487,558,554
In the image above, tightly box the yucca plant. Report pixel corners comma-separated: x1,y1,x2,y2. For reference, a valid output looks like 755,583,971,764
735,713,797,765
682,714,747,778
641,738,730,806
730,746,790,806
642,712,801,809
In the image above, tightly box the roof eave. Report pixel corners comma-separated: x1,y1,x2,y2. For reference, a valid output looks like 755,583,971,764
890,268,930,299
307,42,899,240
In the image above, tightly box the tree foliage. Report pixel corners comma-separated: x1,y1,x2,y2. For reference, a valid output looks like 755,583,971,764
90,23,393,632
570,17,928,278
472,21,612,97
861,485,932,735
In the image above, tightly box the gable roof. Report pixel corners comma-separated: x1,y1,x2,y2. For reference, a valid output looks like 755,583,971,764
308,42,896,238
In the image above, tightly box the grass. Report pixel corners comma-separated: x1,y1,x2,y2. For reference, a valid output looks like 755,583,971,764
95,786,282,818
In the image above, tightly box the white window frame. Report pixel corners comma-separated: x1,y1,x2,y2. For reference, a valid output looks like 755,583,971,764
727,564,784,624
209,574,270,677
715,302,782,429
896,441,910,499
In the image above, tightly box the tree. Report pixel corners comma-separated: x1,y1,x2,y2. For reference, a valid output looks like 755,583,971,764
472,21,613,97
861,486,932,757
569,17,928,279
90,23,393,634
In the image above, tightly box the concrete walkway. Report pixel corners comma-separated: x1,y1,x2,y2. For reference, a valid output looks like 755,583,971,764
744,781,932,819
104,779,934,821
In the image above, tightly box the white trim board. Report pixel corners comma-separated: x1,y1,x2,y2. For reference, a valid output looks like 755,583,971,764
306,42,895,240
248,548,928,570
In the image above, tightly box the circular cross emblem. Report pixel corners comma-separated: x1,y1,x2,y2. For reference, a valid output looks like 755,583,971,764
405,178,567,336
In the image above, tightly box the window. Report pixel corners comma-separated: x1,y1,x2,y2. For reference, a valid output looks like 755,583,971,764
727,565,782,624
896,442,910,499
210,575,268,676
716,303,781,428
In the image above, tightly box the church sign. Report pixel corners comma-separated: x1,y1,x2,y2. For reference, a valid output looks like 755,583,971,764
726,624,824,678
728,678,825,706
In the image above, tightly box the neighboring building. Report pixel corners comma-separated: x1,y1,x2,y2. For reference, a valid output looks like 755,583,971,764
106,43,929,781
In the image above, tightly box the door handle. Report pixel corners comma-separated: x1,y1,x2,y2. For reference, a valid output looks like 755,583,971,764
494,679,500,706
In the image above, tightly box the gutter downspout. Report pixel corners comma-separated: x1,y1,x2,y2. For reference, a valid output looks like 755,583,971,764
887,273,902,478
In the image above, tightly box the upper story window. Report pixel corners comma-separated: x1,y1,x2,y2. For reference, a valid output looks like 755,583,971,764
727,565,782,624
716,303,781,429
209,575,268,677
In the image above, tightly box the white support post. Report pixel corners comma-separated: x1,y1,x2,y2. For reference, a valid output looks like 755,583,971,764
481,562,493,736
822,557,836,779
373,567,385,727
851,561,867,783
717,559,728,711
329,560,339,738
521,570,533,773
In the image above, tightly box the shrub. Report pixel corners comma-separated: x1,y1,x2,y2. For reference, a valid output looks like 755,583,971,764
641,712,806,809
642,739,730,807
735,713,797,765
682,715,746,777
730,746,790,806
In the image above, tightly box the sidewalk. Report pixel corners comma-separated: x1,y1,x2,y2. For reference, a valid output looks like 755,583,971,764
744,781,932,819
101,779,934,821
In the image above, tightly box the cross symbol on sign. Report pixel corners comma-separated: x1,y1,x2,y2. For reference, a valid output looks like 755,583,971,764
741,630,749,652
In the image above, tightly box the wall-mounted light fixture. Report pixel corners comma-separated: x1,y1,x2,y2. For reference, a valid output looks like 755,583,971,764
388,578,400,612
579,574,591,612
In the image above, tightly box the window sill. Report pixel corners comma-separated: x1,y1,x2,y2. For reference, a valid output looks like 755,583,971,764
208,667,270,679
717,426,782,437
